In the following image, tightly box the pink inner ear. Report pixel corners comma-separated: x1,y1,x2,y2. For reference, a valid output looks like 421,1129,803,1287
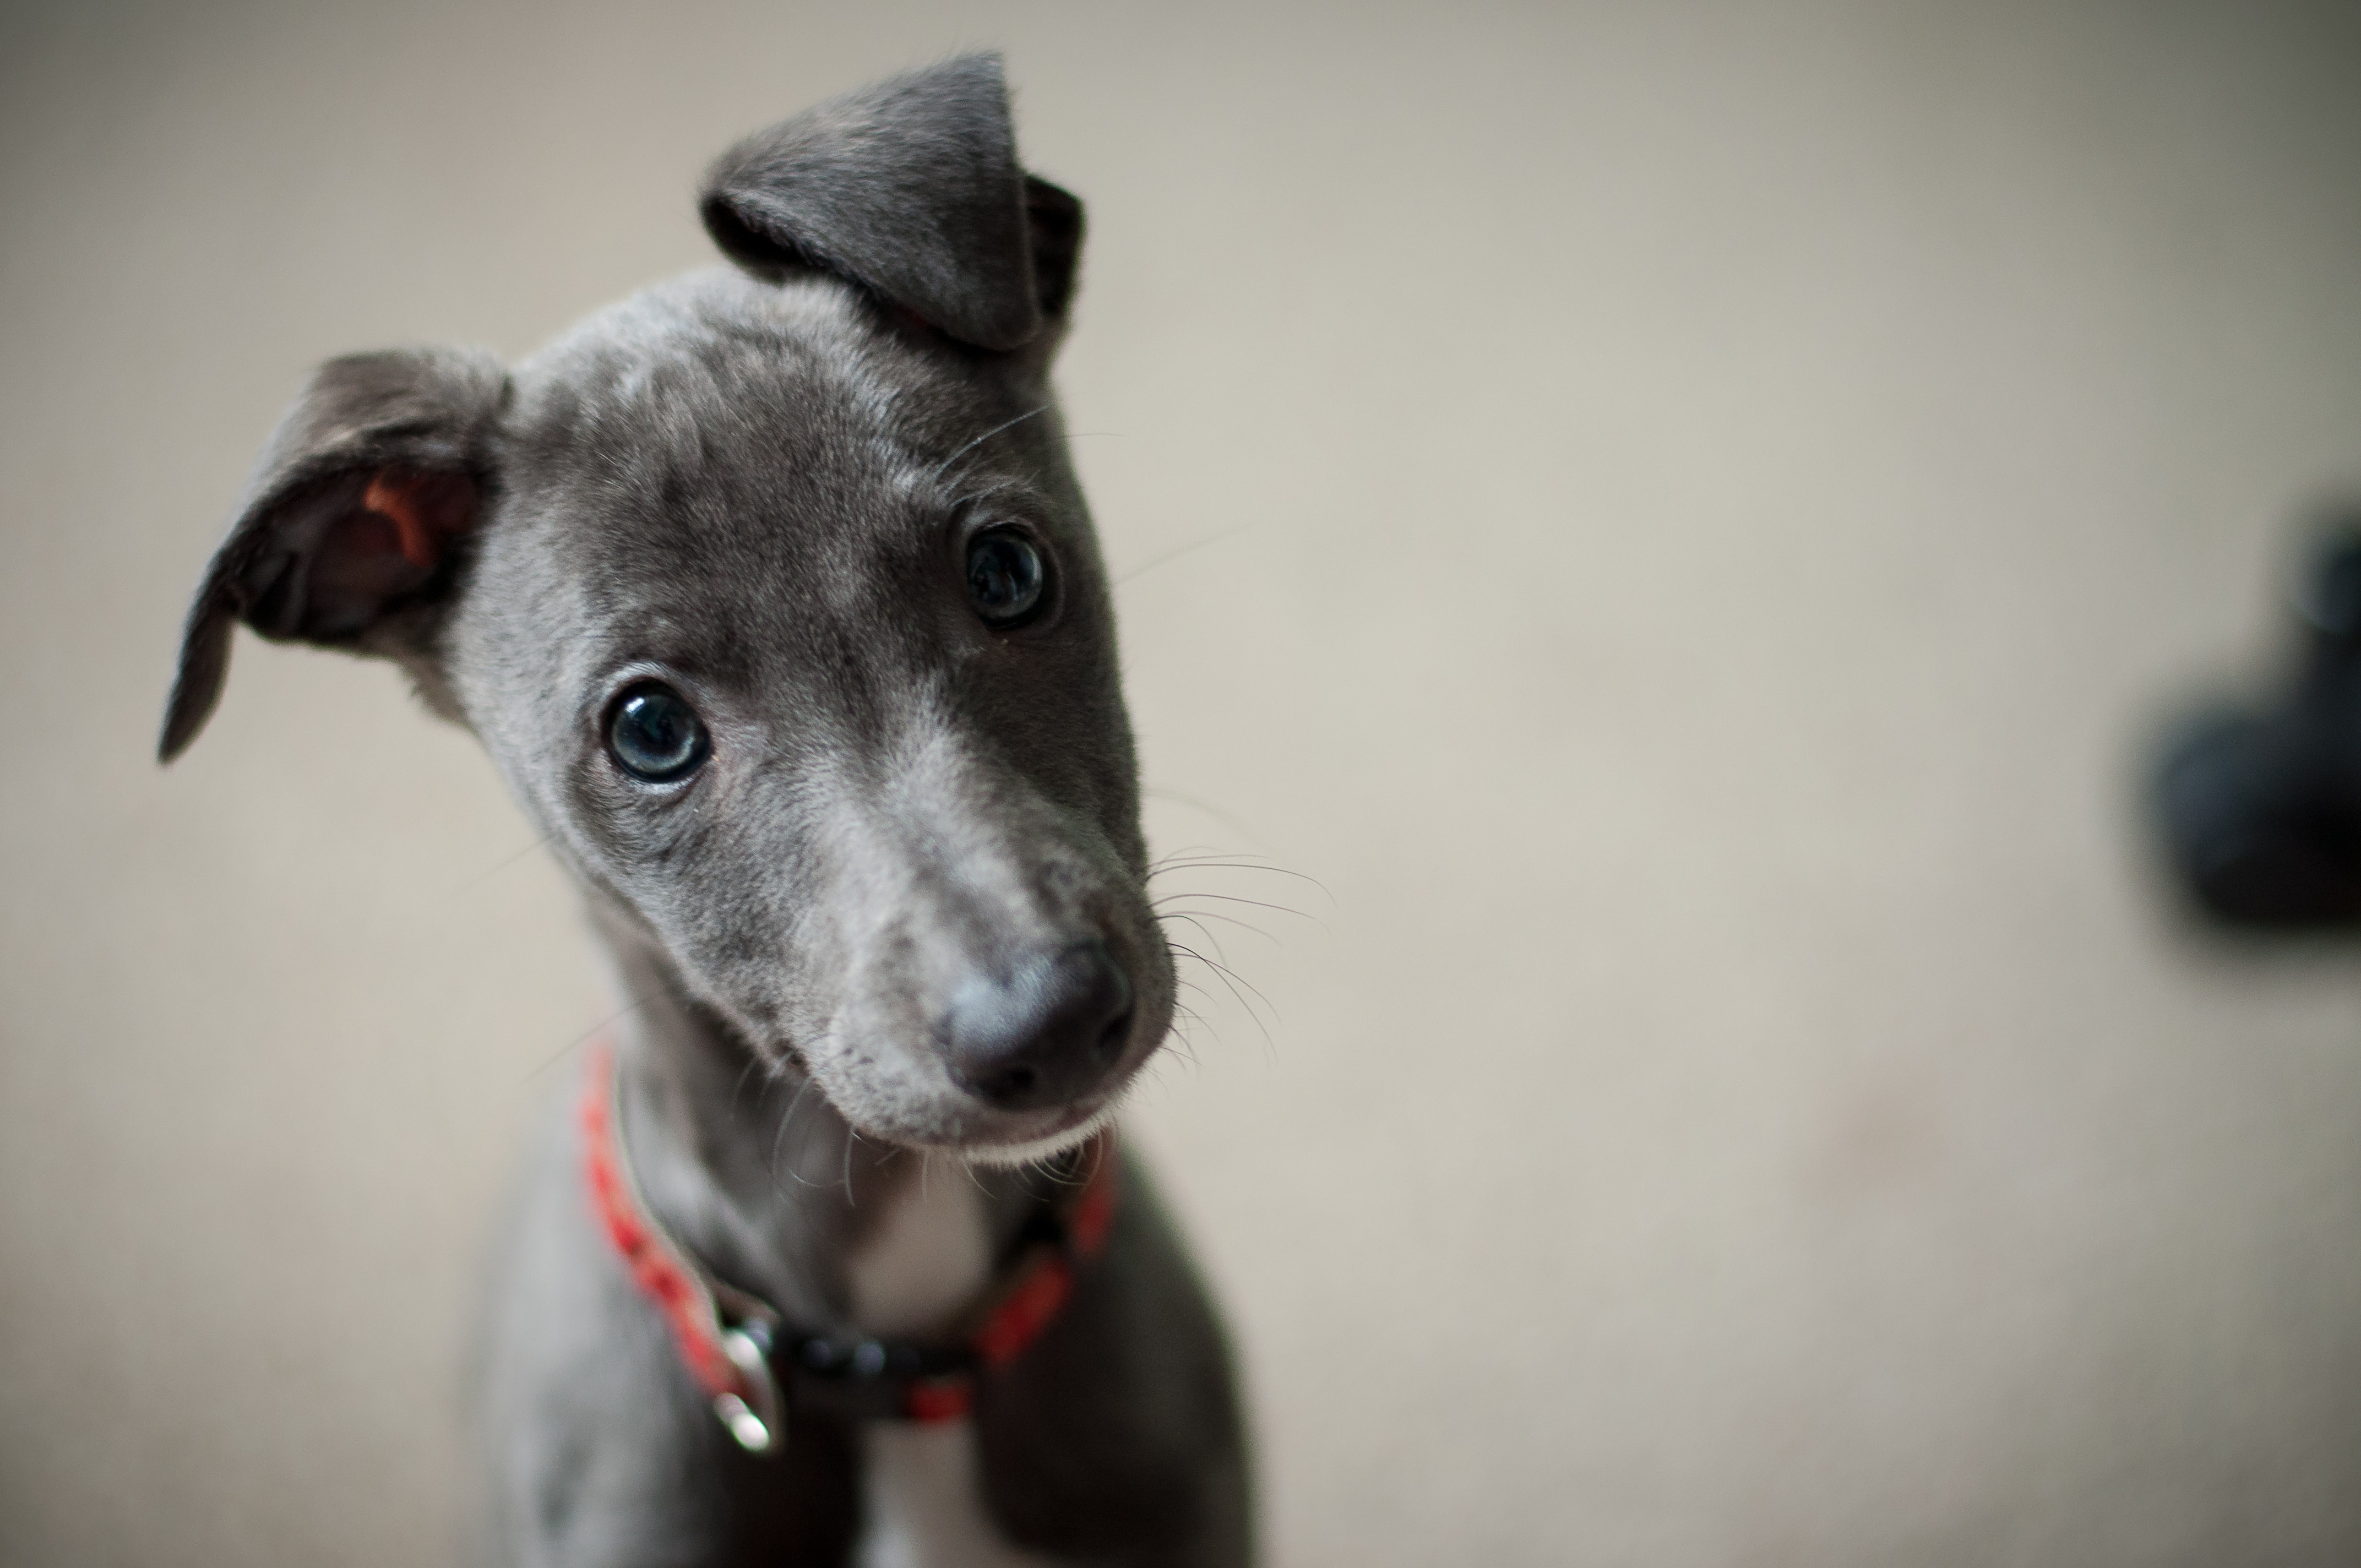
361,471,477,569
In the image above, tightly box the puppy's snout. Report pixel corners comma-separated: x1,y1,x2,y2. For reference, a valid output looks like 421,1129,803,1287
942,941,1134,1110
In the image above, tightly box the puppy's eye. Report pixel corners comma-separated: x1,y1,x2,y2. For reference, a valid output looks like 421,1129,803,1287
606,684,710,782
965,530,1047,627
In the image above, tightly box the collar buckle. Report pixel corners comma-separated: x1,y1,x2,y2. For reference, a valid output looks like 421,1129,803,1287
714,1321,785,1453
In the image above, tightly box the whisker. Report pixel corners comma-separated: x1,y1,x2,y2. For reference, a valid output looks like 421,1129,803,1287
1154,911,1233,966
1169,941,1279,1016
1151,890,1319,926
1164,942,1275,1046
1115,522,1253,586
1140,789,1265,843
1171,982,1223,1017
1157,907,1279,945
1146,844,1223,875
928,404,1050,487
732,1049,774,1112
525,991,657,1081
1149,857,1334,900
1161,1001,1209,1063
442,831,556,902
770,1073,826,1192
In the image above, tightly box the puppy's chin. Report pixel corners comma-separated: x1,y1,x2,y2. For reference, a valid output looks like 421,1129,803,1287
839,1089,1124,1168
951,1098,1124,1168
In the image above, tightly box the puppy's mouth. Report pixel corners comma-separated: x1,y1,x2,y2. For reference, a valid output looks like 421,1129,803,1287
854,1073,1134,1165
792,1019,1154,1167
932,1094,1128,1168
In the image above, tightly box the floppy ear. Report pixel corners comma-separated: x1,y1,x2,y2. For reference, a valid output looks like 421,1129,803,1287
159,347,508,763
699,52,1084,353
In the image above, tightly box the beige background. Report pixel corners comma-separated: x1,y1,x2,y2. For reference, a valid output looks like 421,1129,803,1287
7,2,2361,1563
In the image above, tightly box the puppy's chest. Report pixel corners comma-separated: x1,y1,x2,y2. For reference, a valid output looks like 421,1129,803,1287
846,1174,1054,1568
847,1170,995,1337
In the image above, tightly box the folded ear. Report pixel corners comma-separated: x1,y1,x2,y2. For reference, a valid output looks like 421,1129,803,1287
700,52,1084,353
159,347,508,762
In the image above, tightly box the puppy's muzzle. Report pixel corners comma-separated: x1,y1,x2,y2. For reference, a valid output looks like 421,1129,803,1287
940,940,1134,1110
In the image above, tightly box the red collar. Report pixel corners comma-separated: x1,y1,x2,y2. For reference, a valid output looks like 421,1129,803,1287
577,1042,1118,1453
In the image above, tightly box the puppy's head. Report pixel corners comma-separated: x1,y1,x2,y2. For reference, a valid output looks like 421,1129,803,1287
160,56,1169,1158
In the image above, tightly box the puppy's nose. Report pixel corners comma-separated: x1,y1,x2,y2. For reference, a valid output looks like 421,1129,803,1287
942,941,1134,1109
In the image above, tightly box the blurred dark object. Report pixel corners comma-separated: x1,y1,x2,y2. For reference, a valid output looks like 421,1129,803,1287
2153,514,2361,927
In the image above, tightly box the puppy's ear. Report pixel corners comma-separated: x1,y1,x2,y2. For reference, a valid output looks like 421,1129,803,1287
159,347,508,763
700,52,1084,352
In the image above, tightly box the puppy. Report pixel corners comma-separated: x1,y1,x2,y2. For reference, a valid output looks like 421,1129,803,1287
162,54,1250,1568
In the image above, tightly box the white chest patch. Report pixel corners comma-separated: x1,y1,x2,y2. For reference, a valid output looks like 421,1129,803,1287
848,1167,1057,1568
848,1163,993,1336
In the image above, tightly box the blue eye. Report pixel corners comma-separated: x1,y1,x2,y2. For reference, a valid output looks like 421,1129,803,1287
965,530,1047,627
607,684,710,782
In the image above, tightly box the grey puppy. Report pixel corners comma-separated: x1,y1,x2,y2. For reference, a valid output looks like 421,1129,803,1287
161,55,1250,1568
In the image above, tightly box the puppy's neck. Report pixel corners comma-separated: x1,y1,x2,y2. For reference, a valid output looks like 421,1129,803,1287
588,905,1011,1337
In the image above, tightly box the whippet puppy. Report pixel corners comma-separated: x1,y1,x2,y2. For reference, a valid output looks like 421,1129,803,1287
162,55,1251,1567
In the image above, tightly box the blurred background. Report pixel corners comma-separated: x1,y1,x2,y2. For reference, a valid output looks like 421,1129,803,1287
7,2,2361,1563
